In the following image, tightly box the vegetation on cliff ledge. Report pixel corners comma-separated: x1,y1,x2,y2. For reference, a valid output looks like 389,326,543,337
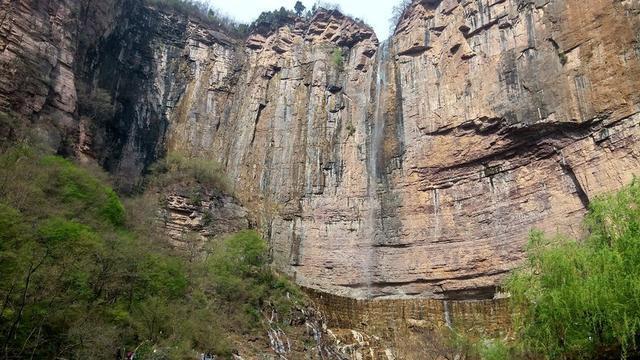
148,151,230,194
0,145,303,359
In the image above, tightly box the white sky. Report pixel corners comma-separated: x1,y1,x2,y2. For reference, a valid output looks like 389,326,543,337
208,0,401,40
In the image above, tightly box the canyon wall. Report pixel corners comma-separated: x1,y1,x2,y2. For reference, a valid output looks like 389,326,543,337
3,0,640,357
3,0,640,303
164,0,640,301
0,0,120,149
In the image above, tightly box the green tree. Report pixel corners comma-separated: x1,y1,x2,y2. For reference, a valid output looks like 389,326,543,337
294,1,306,16
331,47,344,70
506,179,640,359
0,142,308,359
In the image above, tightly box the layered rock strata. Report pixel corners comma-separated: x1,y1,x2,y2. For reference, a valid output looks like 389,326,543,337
0,0,119,148
308,288,511,359
160,185,250,249
3,0,640,303
166,0,640,300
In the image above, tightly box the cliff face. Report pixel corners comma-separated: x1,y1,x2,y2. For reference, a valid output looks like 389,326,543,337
165,9,384,300
3,0,640,302
380,0,640,299
0,0,120,148
3,0,640,357
78,1,245,191
165,0,640,301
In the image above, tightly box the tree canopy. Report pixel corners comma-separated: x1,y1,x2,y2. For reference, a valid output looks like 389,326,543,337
0,144,304,359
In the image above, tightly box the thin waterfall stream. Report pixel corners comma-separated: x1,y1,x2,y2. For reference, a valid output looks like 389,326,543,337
365,39,389,298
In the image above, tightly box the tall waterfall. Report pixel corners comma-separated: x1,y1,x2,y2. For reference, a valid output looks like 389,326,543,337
365,39,389,298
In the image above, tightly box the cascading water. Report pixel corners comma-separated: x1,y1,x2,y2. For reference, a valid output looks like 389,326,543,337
443,300,453,329
365,40,389,298
369,40,388,183
266,309,291,356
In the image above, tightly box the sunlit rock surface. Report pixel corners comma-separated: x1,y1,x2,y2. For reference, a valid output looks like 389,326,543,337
2,0,640,344
164,0,640,300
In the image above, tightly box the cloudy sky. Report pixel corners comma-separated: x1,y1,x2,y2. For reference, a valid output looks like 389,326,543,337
210,0,402,40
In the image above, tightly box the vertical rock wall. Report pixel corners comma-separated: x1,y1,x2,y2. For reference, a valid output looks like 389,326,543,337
0,0,120,148
3,0,640,303
162,0,640,301
165,10,385,299
384,0,640,299
79,1,242,191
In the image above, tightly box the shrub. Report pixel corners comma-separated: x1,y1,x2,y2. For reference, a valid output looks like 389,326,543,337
477,338,510,360
40,155,126,226
0,111,23,143
38,218,101,253
149,151,230,193
250,7,296,35
122,193,162,239
139,254,188,299
390,0,412,34
331,47,344,70
505,179,640,359
345,122,356,137
558,52,568,65
102,189,126,226
206,230,303,327
77,83,116,124
145,0,248,36
0,145,307,359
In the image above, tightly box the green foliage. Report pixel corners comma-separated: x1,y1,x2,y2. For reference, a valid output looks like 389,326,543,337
38,218,101,253
40,155,126,226
212,230,268,275
251,7,296,34
345,122,356,137
205,230,303,327
558,52,568,65
477,338,511,360
331,47,344,70
443,328,521,360
139,254,188,299
103,189,126,226
0,147,125,228
505,179,640,359
149,151,230,193
144,0,248,36
0,146,304,359
0,111,23,144
294,1,306,16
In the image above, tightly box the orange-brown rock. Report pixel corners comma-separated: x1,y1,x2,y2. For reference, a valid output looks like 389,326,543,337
161,0,640,302
3,0,640,333
161,186,250,249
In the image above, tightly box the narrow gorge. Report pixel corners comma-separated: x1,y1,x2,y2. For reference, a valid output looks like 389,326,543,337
1,0,640,358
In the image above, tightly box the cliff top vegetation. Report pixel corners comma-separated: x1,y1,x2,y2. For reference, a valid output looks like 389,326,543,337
144,0,249,36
